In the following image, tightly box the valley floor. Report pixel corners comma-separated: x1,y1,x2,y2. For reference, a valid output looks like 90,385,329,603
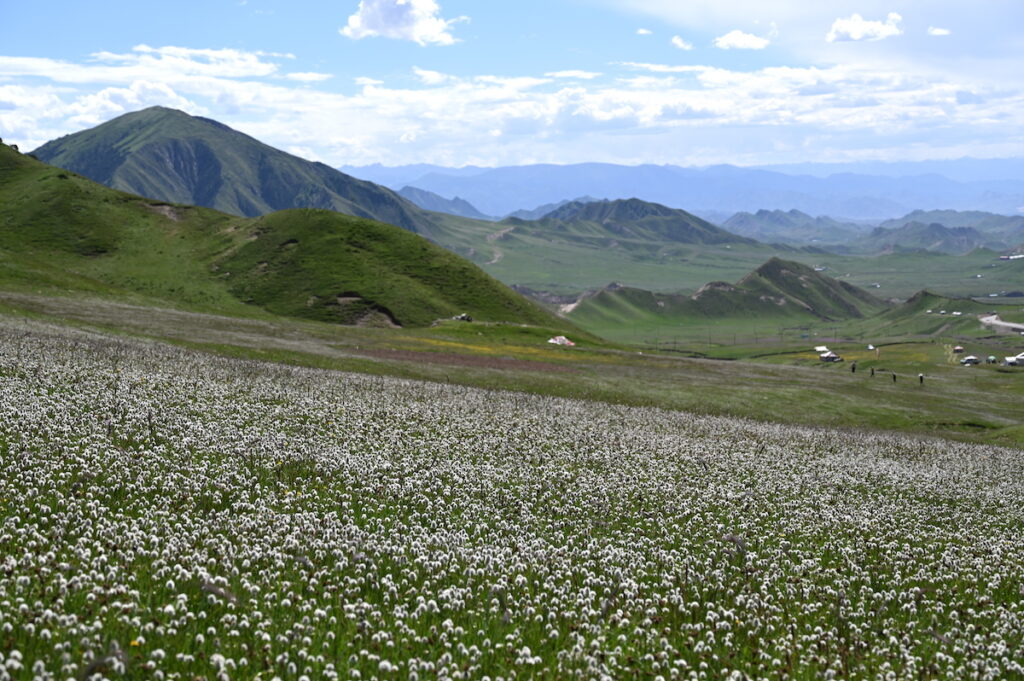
0,290,1021,449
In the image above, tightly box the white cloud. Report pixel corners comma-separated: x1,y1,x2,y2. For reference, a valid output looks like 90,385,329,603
619,62,708,74
546,70,602,80
670,36,694,50
340,0,467,46
412,66,454,85
3,42,1023,167
827,13,903,42
927,26,951,37
713,30,770,50
286,72,333,82
636,28,652,36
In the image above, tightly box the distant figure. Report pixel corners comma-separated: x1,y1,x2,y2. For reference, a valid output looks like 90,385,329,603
892,372,897,383
870,368,875,377
851,361,857,373
919,373,924,385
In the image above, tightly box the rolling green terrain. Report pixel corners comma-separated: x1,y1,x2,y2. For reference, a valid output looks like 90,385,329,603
0,143,568,330
29,110,1024,301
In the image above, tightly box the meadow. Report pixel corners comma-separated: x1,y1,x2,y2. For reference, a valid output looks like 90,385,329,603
1,317,1023,680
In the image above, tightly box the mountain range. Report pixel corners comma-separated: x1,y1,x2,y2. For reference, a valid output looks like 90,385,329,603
342,161,1024,219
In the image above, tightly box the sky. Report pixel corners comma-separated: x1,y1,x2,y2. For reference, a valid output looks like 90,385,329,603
2,0,1023,168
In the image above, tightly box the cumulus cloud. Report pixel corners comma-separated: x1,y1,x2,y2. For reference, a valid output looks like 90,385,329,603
2,42,1022,167
671,36,694,50
827,13,902,42
636,28,652,36
546,70,602,80
713,30,770,50
619,62,707,74
927,26,951,37
286,72,333,82
340,0,467,46
412,66,454,85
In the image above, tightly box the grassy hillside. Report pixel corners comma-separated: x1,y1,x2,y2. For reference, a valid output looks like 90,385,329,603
31,107,445,237
219,208,563,328
0,143,570,330
567,257,888,340
738,257,887,318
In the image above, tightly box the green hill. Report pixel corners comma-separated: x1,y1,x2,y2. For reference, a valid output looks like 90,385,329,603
737,257,888,319
31,107,445,236
0,143,568,330
219,209,560,327
567,257,887,332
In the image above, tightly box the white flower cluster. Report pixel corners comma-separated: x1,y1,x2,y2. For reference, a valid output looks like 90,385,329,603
0,320,1022,681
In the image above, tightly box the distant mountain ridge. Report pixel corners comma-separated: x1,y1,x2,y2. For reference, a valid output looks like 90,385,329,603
397,185,493,220
851,222,1007,255
32,107,445,237
723,209,868,245
517,197,752,246
507,196,601,221
339,161,1024,219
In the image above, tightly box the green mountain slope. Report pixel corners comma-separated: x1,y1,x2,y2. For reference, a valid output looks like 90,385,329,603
567,257,887,332
31,107,444,236
0,143,568,330
737,257,888,319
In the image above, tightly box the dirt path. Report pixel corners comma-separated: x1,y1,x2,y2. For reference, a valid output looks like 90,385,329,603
979,314,1024,334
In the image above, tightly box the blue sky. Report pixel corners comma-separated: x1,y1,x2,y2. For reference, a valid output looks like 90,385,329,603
2,0,1023,167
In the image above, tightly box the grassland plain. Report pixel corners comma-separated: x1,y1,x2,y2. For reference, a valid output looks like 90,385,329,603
1,319,1023,681
0,292,1021,448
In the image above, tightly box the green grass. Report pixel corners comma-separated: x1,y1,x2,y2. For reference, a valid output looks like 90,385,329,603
1,290,1021,448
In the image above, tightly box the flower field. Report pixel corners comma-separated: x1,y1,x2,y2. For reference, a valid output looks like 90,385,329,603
0,320,1022,681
